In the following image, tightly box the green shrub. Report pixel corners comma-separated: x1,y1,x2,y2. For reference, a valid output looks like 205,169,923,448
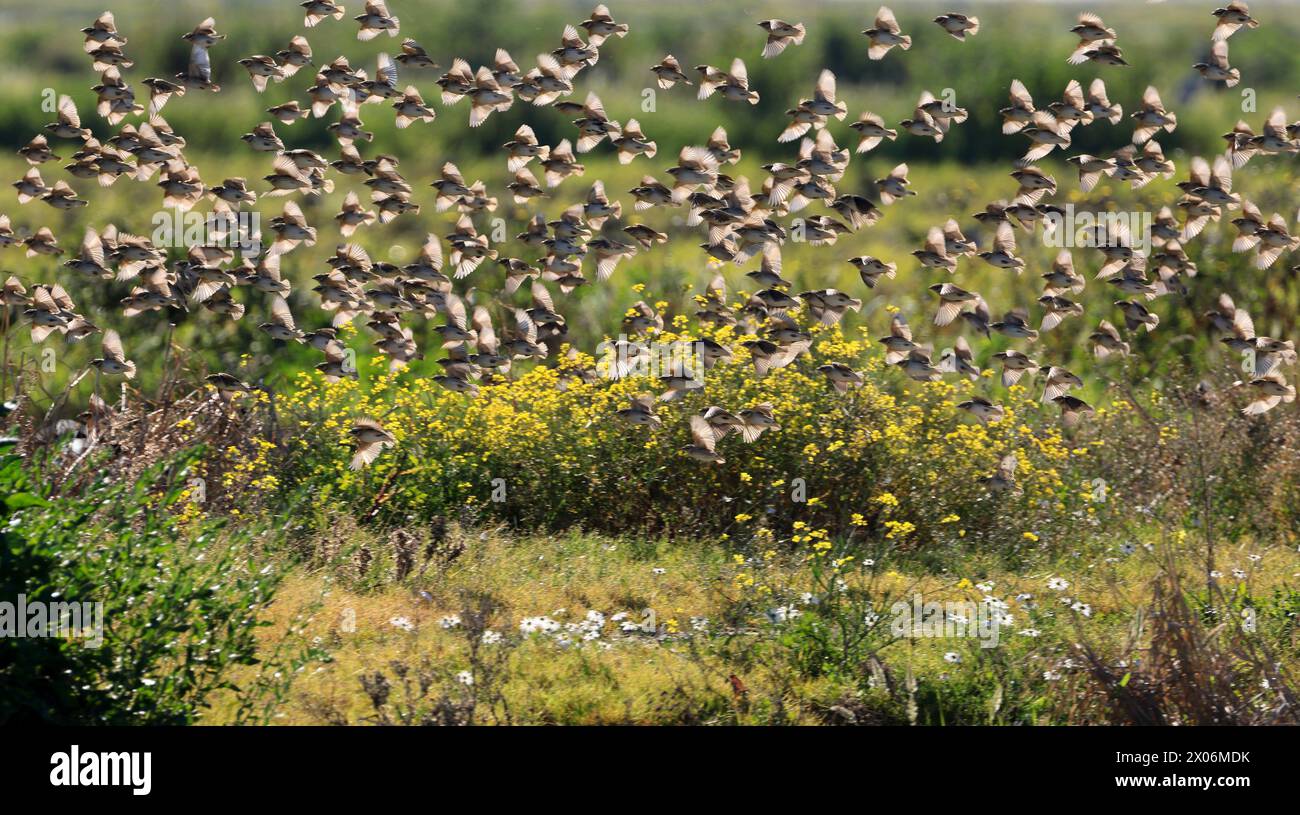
0,446,286,724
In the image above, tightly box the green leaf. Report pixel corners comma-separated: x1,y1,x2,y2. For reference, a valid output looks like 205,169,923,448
5,492,49,510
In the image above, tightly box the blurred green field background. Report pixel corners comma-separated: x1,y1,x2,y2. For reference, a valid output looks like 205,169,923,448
1,0,1298,404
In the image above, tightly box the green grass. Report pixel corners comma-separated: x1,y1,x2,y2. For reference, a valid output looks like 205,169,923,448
4,148,1299,412
202,523,1300,726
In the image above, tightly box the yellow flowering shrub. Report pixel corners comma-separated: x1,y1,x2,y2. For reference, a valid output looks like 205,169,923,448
262,322,1148,552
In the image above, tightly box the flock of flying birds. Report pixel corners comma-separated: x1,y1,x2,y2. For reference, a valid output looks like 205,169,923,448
1,2,1297,475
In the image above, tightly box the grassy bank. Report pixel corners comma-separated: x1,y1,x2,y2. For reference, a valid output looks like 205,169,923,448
200,523,1300,725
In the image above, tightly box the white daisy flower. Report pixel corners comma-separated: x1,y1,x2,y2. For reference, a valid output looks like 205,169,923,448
766,605,801,623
